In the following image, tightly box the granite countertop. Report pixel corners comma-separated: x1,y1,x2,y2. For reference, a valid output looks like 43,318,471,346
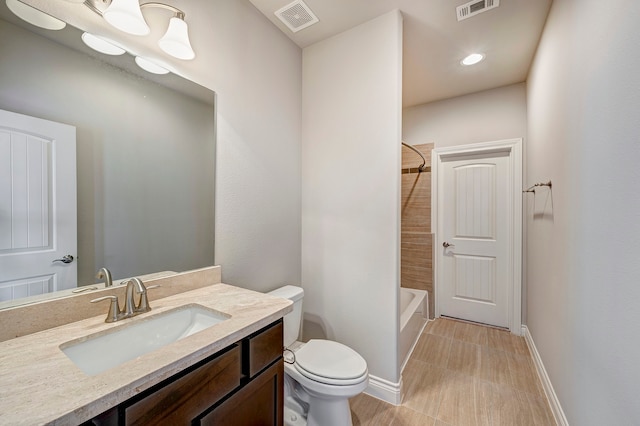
0,283,292,425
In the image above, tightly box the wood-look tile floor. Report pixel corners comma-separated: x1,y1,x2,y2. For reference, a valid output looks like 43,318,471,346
350,318,556,426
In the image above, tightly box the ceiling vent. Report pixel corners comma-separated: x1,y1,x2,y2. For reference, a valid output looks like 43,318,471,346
275,0,319,33
456,0,500,21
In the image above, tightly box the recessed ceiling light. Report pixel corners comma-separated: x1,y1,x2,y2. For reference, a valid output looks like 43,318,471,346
134,56,170,75
461,53,485,66
81,33,126,56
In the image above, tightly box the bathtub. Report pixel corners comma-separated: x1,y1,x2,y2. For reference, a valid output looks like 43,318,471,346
399,288,428,369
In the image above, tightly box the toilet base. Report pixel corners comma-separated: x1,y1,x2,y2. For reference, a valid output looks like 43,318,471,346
283,405,307,426
306,396,353,426
283,368,364,426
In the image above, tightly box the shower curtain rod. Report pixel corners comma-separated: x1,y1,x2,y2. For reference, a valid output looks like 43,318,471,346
401,142,428,172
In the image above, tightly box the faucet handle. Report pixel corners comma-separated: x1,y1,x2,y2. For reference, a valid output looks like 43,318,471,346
91,295,121,323
136,285,160,314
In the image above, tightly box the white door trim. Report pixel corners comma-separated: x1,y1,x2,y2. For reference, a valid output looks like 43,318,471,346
432,138,522,334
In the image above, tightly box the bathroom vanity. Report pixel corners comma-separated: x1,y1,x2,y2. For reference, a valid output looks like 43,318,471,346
0,282,292,425
91,320,284,425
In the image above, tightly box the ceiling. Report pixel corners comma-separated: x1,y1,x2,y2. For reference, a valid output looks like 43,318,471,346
249,0,553,107
10,0,552,109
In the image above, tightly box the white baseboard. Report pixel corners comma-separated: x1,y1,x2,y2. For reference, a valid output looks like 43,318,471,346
522,325,569,426
364,374,402,405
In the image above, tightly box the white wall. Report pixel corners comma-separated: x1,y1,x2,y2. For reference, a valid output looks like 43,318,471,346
201,1,302,292
301,11,403,385
403,83,527,149
526,0,640,423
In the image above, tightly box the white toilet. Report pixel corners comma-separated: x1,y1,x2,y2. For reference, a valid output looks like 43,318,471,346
268,285,369,426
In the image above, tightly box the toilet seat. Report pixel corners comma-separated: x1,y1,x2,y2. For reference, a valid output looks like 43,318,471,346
294,339,368,386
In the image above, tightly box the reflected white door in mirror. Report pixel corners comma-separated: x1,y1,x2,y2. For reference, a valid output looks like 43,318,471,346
0,109,77,301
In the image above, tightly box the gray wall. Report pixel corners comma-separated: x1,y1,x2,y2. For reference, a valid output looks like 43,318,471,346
403,83,527,149
301,11,403,387
526,0,640,423
205,0,302,293
0,20,215,285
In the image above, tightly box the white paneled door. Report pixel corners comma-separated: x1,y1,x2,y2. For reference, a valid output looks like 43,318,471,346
434,140,522,330
0,109,77,302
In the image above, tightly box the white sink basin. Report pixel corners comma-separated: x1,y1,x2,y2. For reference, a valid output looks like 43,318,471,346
60,304,229,376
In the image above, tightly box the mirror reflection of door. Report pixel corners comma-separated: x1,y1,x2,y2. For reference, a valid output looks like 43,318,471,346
0,109,77,301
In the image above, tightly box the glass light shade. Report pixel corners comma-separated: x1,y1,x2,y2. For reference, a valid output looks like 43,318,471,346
103,0,150,36
81,33,126,56
134,56,170,74
461,53,485,66
158,17,195,60
6,0,66,30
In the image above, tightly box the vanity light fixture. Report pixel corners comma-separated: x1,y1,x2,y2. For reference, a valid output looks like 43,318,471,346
6,0,66,30
134,56,169,74
97,0,195,60
103,0,150,35
81,32,126,55
158,13,195,60
461,53,485,66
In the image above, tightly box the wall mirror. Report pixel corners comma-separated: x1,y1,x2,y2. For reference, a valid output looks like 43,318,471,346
0,1,215,308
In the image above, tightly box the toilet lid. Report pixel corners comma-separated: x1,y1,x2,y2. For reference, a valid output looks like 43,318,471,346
294,339,367,384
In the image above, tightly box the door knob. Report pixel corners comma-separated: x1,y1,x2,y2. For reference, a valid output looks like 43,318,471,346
442,242,455,248
52,255,74,264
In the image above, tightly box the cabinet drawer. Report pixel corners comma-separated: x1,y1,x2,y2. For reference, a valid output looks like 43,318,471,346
124,345,241,425
247,321,283,378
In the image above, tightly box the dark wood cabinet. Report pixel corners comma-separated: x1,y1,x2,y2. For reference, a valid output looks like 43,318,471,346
245,320,284,378
125,345,241,425
88,320,284,426
200,360,284,426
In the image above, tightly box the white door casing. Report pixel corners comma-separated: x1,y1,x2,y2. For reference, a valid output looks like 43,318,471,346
432,139,522,333
0,109,77,302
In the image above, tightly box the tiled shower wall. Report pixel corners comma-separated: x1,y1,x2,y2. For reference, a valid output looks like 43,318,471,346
401,143,434,318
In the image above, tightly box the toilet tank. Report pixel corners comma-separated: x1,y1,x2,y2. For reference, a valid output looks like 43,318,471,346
267,285,304,347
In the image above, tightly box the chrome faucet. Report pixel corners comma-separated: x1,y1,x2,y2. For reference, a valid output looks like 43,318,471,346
91,277,159,323
123,278,147,317
96,268,113,288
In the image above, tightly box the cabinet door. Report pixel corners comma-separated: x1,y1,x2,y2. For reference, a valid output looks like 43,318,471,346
124,346,241,425
200,360,284,426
